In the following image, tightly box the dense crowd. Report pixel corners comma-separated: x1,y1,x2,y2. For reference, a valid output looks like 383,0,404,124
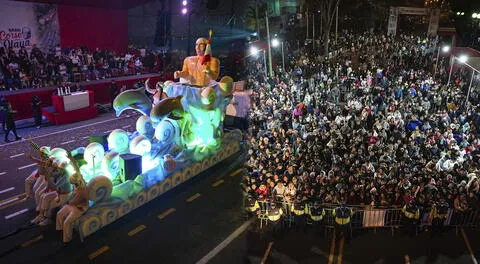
0,45,162,91
242,32,480,215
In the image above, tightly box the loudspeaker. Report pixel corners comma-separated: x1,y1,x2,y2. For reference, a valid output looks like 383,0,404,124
89,135,108,151
119,154,142,182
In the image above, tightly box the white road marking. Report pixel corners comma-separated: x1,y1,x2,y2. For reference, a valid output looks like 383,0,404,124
18,163,37,170
0,172,6,176
0,187,15,195
5,208,29,220
122,125,131,129
195,219,254,264
104,130,113,134
0,114,135,148
10,153,25,158
60,140,76,145
0,197,19,207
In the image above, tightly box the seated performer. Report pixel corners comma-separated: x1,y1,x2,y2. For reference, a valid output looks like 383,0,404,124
174,37,220,87
24,146,51,201
33,156,56,211
32,161,72,226
56,152,90,243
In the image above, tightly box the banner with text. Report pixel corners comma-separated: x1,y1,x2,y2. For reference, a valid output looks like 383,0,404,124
0,1,59,52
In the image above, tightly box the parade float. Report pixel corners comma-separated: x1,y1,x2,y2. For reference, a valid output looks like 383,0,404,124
30,34,242,242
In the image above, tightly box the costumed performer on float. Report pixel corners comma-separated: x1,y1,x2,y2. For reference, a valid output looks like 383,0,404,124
174,31,220,87
32,160,72,226
24,141,51,202
56,151,90,243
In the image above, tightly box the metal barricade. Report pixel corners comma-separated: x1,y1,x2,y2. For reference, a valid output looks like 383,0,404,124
247,198,480,237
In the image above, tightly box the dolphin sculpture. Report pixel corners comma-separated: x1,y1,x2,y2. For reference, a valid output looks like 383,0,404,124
113,86,152,117
145,78,168,106
150,95,185,123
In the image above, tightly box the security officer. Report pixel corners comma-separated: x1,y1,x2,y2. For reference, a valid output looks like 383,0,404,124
291,195,307,230
332,203,353,238
266,201,283,232
430,198,449,236
402,199,420,235
306,201,326,224
245,194,260,217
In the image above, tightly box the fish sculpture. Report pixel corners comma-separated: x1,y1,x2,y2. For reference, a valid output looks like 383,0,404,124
145,78,168,106
150,95,185,123
113,86,152,117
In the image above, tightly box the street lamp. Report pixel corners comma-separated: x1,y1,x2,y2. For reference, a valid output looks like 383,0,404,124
247,46,267,77
447,54,469,86
434,45,450,75
271,38,285,72
271,38,280,48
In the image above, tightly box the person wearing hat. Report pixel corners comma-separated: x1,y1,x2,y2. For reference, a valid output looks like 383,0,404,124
266,200,283,232
174,37,220,87
305,200,326,226
332,201,354,240
429,198,449,237
56,152,90,243
33,160,72,226
24,146,51,201
291,194,307,230
33,156,56,210
245,193,260,217
402,199,420,236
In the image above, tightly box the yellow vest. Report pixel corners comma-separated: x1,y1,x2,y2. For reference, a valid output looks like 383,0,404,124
267,207,283,221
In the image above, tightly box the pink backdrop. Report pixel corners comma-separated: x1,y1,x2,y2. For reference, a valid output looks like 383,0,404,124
58,4,128,53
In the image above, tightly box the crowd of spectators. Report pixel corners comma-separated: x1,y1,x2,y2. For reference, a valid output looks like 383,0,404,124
242,32,480,216
0,44,163,91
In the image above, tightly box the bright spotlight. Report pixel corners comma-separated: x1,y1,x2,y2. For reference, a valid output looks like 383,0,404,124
457,12,461,15
182,0,187,6
461,12,465,15
473,13,478,18
458,55,468,63
250,46,259,55
442,46,450,53
271,38,280,48
182,8,188,14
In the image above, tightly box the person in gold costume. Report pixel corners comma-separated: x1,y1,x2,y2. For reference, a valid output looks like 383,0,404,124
174,37,220,87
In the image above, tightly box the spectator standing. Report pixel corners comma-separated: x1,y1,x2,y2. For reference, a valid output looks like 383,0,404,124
4,102,21,142
32,95,42,128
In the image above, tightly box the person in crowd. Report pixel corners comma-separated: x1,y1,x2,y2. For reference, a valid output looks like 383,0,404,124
0,96,7,131
32,95,42,128
242,32,480,235
4,102,21,142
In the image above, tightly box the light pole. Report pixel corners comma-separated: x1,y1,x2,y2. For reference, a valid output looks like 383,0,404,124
434,45,450,76
272,38,285,72
466,71,476,105
248,46,267,77
265,11,273,77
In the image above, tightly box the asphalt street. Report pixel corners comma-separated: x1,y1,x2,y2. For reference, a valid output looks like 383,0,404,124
0,111,479,264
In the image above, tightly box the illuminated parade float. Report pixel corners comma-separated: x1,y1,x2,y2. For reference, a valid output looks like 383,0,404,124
25,34,242,242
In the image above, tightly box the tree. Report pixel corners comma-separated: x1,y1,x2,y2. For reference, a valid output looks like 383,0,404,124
307,0,340,55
